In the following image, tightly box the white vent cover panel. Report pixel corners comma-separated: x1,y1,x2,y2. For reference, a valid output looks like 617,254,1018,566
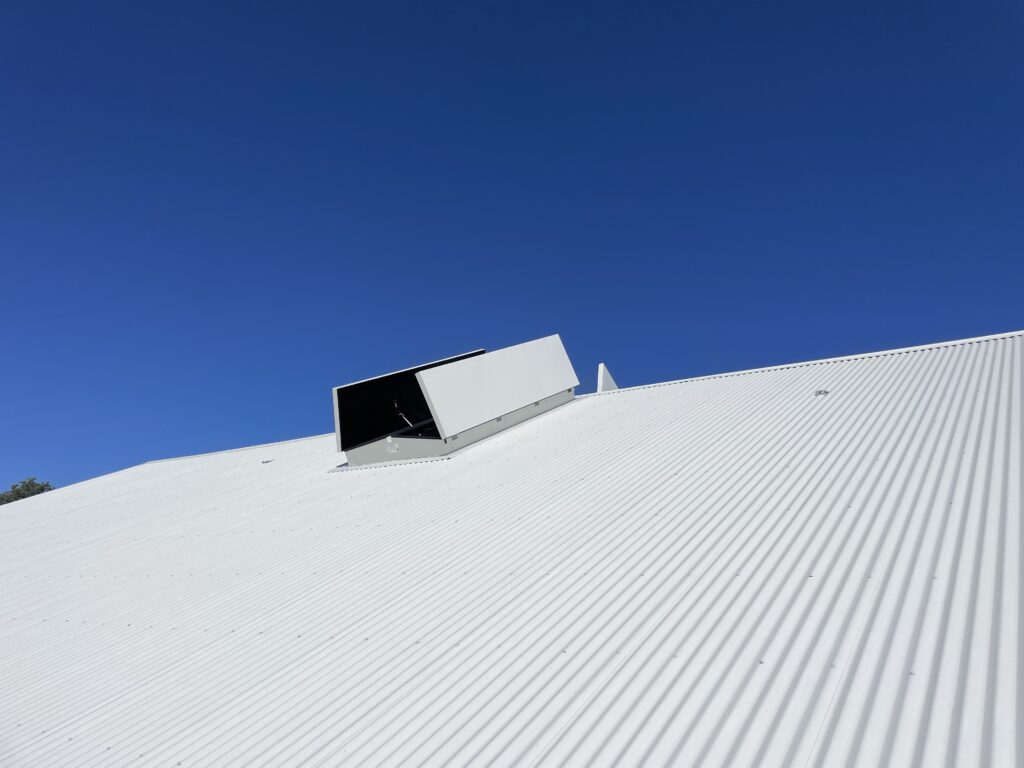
416,334,578,439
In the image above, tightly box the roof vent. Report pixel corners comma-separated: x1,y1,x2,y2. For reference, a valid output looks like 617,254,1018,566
333,335,579,466
597,363,619,393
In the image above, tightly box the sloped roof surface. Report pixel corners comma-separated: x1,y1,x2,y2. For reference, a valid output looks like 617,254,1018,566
2,331,1021,767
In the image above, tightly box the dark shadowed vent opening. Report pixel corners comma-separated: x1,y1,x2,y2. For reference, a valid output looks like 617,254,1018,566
333,350,484,452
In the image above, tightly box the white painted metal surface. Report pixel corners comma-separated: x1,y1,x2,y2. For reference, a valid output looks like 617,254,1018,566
1,330,1021,766
417,334,579,439
597,362,618,393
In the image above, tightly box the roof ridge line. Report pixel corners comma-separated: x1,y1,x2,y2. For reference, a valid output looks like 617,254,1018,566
584,328,1024,396
144,433,331,465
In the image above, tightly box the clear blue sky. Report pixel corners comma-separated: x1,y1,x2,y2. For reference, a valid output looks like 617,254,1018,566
1,1,1021,488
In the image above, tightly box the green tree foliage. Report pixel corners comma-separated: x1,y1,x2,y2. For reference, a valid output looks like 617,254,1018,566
0,477,54,506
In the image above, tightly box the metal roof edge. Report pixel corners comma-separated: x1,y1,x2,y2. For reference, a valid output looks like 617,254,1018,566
582,328,1024,397
144,433,333,465
146,329,1024,462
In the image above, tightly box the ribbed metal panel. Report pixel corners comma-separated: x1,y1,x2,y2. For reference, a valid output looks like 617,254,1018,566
1,331,1020,767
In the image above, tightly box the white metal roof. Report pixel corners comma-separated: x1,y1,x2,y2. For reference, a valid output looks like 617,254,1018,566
1,330,1021,766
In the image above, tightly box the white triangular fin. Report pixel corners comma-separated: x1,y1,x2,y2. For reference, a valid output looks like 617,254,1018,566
597,362,619,393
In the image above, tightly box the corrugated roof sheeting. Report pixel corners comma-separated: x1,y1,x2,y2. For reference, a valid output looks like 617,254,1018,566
1,331,1021,767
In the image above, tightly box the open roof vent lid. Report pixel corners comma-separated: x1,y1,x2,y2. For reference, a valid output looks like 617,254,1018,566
333,334,579,466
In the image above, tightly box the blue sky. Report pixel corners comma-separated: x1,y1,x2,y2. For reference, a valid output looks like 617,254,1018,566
1,1,1021,488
